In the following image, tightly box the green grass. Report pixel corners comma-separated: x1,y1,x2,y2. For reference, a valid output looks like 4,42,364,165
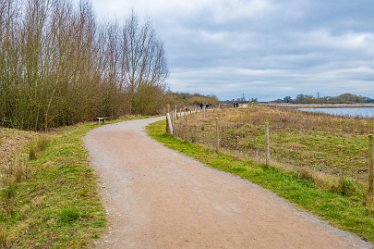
147,120,374,243
0,115,148,248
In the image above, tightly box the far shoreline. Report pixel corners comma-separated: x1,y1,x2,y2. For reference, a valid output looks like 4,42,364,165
267,103,374,108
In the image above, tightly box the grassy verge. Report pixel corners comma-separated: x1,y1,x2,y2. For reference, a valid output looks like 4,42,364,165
0,116,146,248
147,120,374,243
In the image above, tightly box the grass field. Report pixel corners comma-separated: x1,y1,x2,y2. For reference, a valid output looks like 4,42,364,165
147,120,374,243
0,116,146,248
172,106,374,191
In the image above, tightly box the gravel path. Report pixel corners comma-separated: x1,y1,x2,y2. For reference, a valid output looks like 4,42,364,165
84,117,372,249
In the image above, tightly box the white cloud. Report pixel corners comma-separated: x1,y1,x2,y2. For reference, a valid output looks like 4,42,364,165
300,29,374,52
86,0,278,22
208,0,278,22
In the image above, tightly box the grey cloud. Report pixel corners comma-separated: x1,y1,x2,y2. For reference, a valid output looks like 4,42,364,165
84,0,374,100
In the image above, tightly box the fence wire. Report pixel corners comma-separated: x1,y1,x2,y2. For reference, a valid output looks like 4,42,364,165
170,107,373,186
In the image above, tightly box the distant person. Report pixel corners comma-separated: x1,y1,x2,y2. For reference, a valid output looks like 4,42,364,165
199,103,203,110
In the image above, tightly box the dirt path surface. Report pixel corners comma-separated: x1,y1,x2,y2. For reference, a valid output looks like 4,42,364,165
84,117,372,249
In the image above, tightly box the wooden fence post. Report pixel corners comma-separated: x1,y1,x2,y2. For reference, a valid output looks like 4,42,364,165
166,113,173,135
202,125,205,144
265,122,270,165
368,134,374,201
215,116,220,152
192,125,197,143
166,104,170,134
166,113,169,134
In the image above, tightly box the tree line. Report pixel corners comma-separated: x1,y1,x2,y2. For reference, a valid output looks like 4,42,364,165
165,92,219,107
0,0,168,130
279,93,373,104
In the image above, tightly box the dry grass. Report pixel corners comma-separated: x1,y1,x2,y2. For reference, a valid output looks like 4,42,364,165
28,136,51,160
0,128,37,172
0,226,7,249
1,179,16,215
9,159,28,183
0,129,54,246
35,136,50,152
172,106,373,193
0,129,38,218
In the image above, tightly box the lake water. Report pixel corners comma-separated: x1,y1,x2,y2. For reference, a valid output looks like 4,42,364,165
299,108,374,118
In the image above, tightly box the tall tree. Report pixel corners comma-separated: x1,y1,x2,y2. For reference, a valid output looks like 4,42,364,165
0,0,168,130
121,11,168,114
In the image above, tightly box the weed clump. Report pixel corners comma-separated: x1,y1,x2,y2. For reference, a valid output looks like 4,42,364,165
59,207,82,225
10,160,28,183
297,167,316,184
335,176,363,197
1,180,16,215
0,227,7,249
28,136,50,160
36,136,49,151
28,145,37,160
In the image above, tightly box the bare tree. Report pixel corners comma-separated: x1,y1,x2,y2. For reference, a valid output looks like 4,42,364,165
121,11,168,114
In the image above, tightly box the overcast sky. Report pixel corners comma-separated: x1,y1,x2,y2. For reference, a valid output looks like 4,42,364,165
81,0,374,101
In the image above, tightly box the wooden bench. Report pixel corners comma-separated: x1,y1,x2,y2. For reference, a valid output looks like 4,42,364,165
96,117,106,124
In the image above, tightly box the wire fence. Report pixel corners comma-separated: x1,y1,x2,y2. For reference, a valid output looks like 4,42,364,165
169,106,374,200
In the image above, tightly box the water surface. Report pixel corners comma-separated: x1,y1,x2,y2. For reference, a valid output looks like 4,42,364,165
299,108,374,118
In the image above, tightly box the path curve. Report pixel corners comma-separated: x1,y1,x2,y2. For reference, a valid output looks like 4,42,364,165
84,117,372,249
